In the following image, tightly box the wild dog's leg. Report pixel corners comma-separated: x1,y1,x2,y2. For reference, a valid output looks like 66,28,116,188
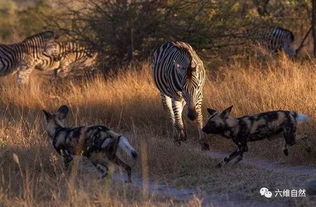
61,150,73,169
87,152,109,179
233,143,248,165
172,99,186,143
91,161,109,179
111,155,132,183
283,123,296,156
283,143,289,156
217,147,242,168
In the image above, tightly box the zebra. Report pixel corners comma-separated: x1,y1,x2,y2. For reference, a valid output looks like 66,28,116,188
0,31,59,84
44,41,98,78
152,41,209,150
248,27,296,57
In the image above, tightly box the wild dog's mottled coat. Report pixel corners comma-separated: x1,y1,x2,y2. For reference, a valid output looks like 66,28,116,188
202,106,309,167
43,105,137,182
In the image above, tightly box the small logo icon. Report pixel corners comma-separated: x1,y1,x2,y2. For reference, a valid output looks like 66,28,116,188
260,187,273,198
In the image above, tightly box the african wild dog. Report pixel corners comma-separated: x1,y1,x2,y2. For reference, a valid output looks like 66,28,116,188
202,106,309,168
42,105,138,182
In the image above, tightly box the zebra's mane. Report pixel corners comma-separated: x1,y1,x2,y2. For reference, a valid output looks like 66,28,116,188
22,31,56,43
172,41,204,80
173,41,194,64
59,41,96,55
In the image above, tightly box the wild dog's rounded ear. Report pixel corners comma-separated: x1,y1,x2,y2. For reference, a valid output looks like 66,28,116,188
56,105,69,119
207,108,217,116
43,110,52,120
221,105,233,118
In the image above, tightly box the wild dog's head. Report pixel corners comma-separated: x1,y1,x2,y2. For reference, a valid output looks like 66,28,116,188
42,105,69,137
202,105,238,134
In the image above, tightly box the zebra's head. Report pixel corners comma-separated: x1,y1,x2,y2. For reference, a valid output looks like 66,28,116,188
44,41,62,60
182,60,205,121
282,31,296,57
283,41,296,57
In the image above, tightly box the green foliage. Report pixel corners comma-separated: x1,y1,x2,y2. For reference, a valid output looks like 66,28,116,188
0,0,53,42
17,1,52,37
0,0,313,65
0,0,17,41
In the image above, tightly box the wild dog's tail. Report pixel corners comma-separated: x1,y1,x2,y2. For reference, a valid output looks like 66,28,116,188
296,113,310,123
118,136,138,159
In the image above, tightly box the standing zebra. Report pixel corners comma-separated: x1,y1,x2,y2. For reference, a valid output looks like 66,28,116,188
152,41,209,150
249,27,296,57
44,41,98,78
0,31,59,84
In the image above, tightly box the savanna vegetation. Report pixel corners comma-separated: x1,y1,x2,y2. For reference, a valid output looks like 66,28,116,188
1,0,316,206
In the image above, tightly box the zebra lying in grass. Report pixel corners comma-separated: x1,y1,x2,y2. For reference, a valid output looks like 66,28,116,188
44,41,98,78
0,31,59,84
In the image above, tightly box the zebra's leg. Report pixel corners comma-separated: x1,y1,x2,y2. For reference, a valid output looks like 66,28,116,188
172,99,186,144
196,106,210,150
161,94,176,136
16,67,33,85
56,64,70,78
61,150,73,170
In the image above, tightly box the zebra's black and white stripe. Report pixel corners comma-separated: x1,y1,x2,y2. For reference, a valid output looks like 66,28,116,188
0,31,59,84
152,41,208,149
249,27,296,57
44,41,98,78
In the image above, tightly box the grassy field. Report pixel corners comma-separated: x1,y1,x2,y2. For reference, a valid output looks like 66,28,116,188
1,57,316,206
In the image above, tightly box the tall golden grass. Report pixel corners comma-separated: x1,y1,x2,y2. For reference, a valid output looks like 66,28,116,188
0,57,315,206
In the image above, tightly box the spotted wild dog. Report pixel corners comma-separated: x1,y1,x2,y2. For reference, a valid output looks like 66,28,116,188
42,105,138,182
202,106,310,168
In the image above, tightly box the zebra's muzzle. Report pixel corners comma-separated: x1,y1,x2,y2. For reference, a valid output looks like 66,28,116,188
188,108,197,121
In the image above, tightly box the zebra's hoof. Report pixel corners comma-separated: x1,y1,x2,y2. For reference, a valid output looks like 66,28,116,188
174,140,182,146
283,149,289,156
201,143,210,151
125,178,132,183
216,163,223,168
306,147,312,153
98,172,108,180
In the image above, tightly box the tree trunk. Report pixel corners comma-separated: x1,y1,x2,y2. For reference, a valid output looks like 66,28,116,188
312,0,316,56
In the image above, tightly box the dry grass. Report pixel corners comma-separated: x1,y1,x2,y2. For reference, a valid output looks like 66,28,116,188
0,58,316,206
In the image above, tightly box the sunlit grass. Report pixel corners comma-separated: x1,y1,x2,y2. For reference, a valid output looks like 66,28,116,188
0,58,315,206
